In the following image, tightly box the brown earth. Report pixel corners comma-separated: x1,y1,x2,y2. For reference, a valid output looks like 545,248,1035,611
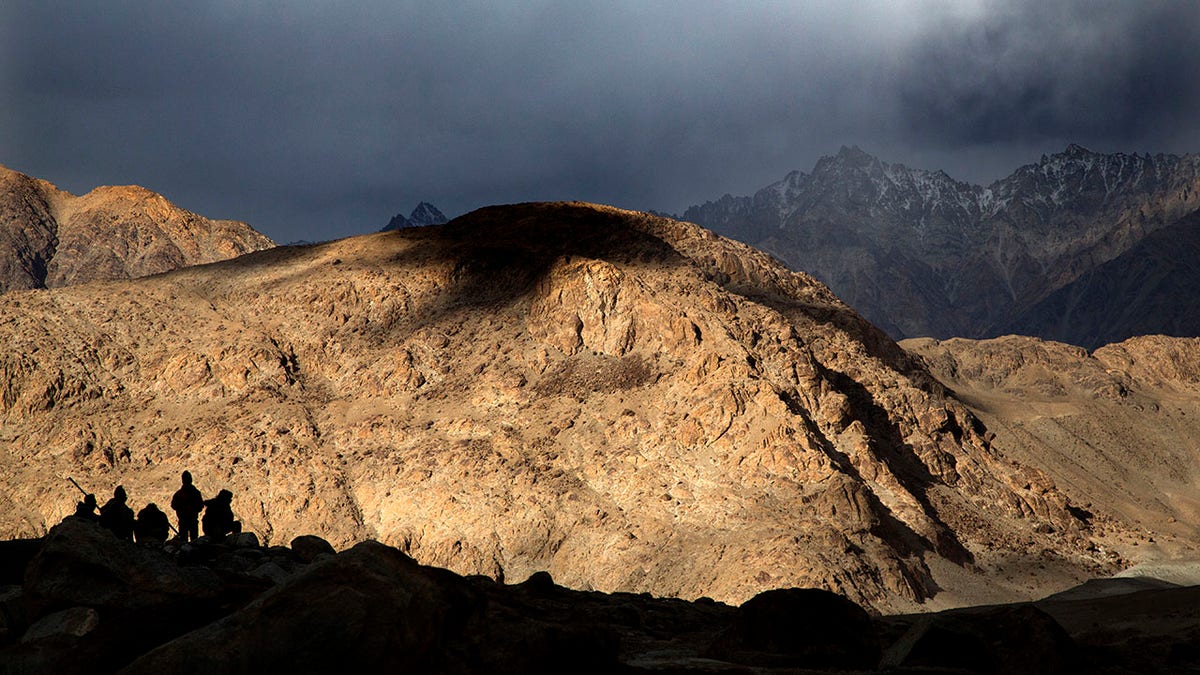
903,334,1200,584
0,202,1112,611
0,164,274,293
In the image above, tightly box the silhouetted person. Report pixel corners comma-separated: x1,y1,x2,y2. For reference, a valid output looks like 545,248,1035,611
171,471,204,542
72,493,100,523
201,489,241,541
99,486,135,540
134,503,170,544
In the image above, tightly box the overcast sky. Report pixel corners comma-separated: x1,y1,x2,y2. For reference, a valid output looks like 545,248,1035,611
4,1,1199,242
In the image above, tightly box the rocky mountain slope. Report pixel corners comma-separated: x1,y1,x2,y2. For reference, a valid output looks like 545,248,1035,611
903,334,1200,569
0,202,1109,612
0,165,274,293
682,145,1200,347
1000,210,1200,346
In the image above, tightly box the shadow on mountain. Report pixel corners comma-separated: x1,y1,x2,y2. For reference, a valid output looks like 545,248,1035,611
820,366,974,565
390,203,695,331
1000,208,1200,349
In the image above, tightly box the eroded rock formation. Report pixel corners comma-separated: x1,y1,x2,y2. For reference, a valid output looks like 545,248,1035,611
0,202,1106,610
904,334,1200,559
0,165,274,293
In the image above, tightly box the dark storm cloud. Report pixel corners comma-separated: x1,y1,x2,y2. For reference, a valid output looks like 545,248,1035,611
2,2,1199,242
895,2,1200,149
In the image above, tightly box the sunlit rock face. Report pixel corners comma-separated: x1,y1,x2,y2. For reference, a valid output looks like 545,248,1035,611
903,333,1200,560
0,201,1104,611
0,164,274,294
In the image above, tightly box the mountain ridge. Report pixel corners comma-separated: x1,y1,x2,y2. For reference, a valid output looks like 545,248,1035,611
0,164,275,293
0,201,1108,611
682,146,1200,346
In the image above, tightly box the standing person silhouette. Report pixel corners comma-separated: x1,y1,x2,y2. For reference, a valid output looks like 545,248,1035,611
170,471,204,542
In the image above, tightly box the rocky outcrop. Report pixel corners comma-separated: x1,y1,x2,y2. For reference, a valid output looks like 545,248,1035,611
2,520,1194,673
880,604,1079,673
0,164,274,293
0,202,1107,611
683,145,1200,346
705,587,879,668
903,334,1200,553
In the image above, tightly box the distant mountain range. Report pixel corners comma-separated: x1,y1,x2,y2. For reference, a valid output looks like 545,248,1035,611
382,202,448,231
0,165,274,294
681,145,1200,348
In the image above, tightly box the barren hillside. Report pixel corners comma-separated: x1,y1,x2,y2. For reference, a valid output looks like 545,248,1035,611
0,165,274,292
904,334,1200,580
0,202,1112,611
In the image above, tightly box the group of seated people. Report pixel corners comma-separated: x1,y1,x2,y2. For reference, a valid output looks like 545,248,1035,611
71,471,242,544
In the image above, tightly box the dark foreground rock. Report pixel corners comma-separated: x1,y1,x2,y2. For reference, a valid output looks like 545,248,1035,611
1,520,1197,673
880,604,1078,673
705,587,879,668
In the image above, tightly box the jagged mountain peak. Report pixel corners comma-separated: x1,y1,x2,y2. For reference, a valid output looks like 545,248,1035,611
808,147,967,192
792,147,982,224
814,145,883,174
408,201,448,227
835,144,875,162
1014,144,1191,184
382,201,449,231
1062,142,1094,158
683,145,1200,344
996,145,1198,211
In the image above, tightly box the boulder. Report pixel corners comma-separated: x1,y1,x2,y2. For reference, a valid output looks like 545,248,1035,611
228,532,260,549
884,603,1078,674
122,541,470,673
123,539,625,674
289,534,335,563
247,562,292,585
22,519,223,616
520,570,557,593
21,606,99,643
705,587,880,669
0,537,41,585
0,585,26,642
